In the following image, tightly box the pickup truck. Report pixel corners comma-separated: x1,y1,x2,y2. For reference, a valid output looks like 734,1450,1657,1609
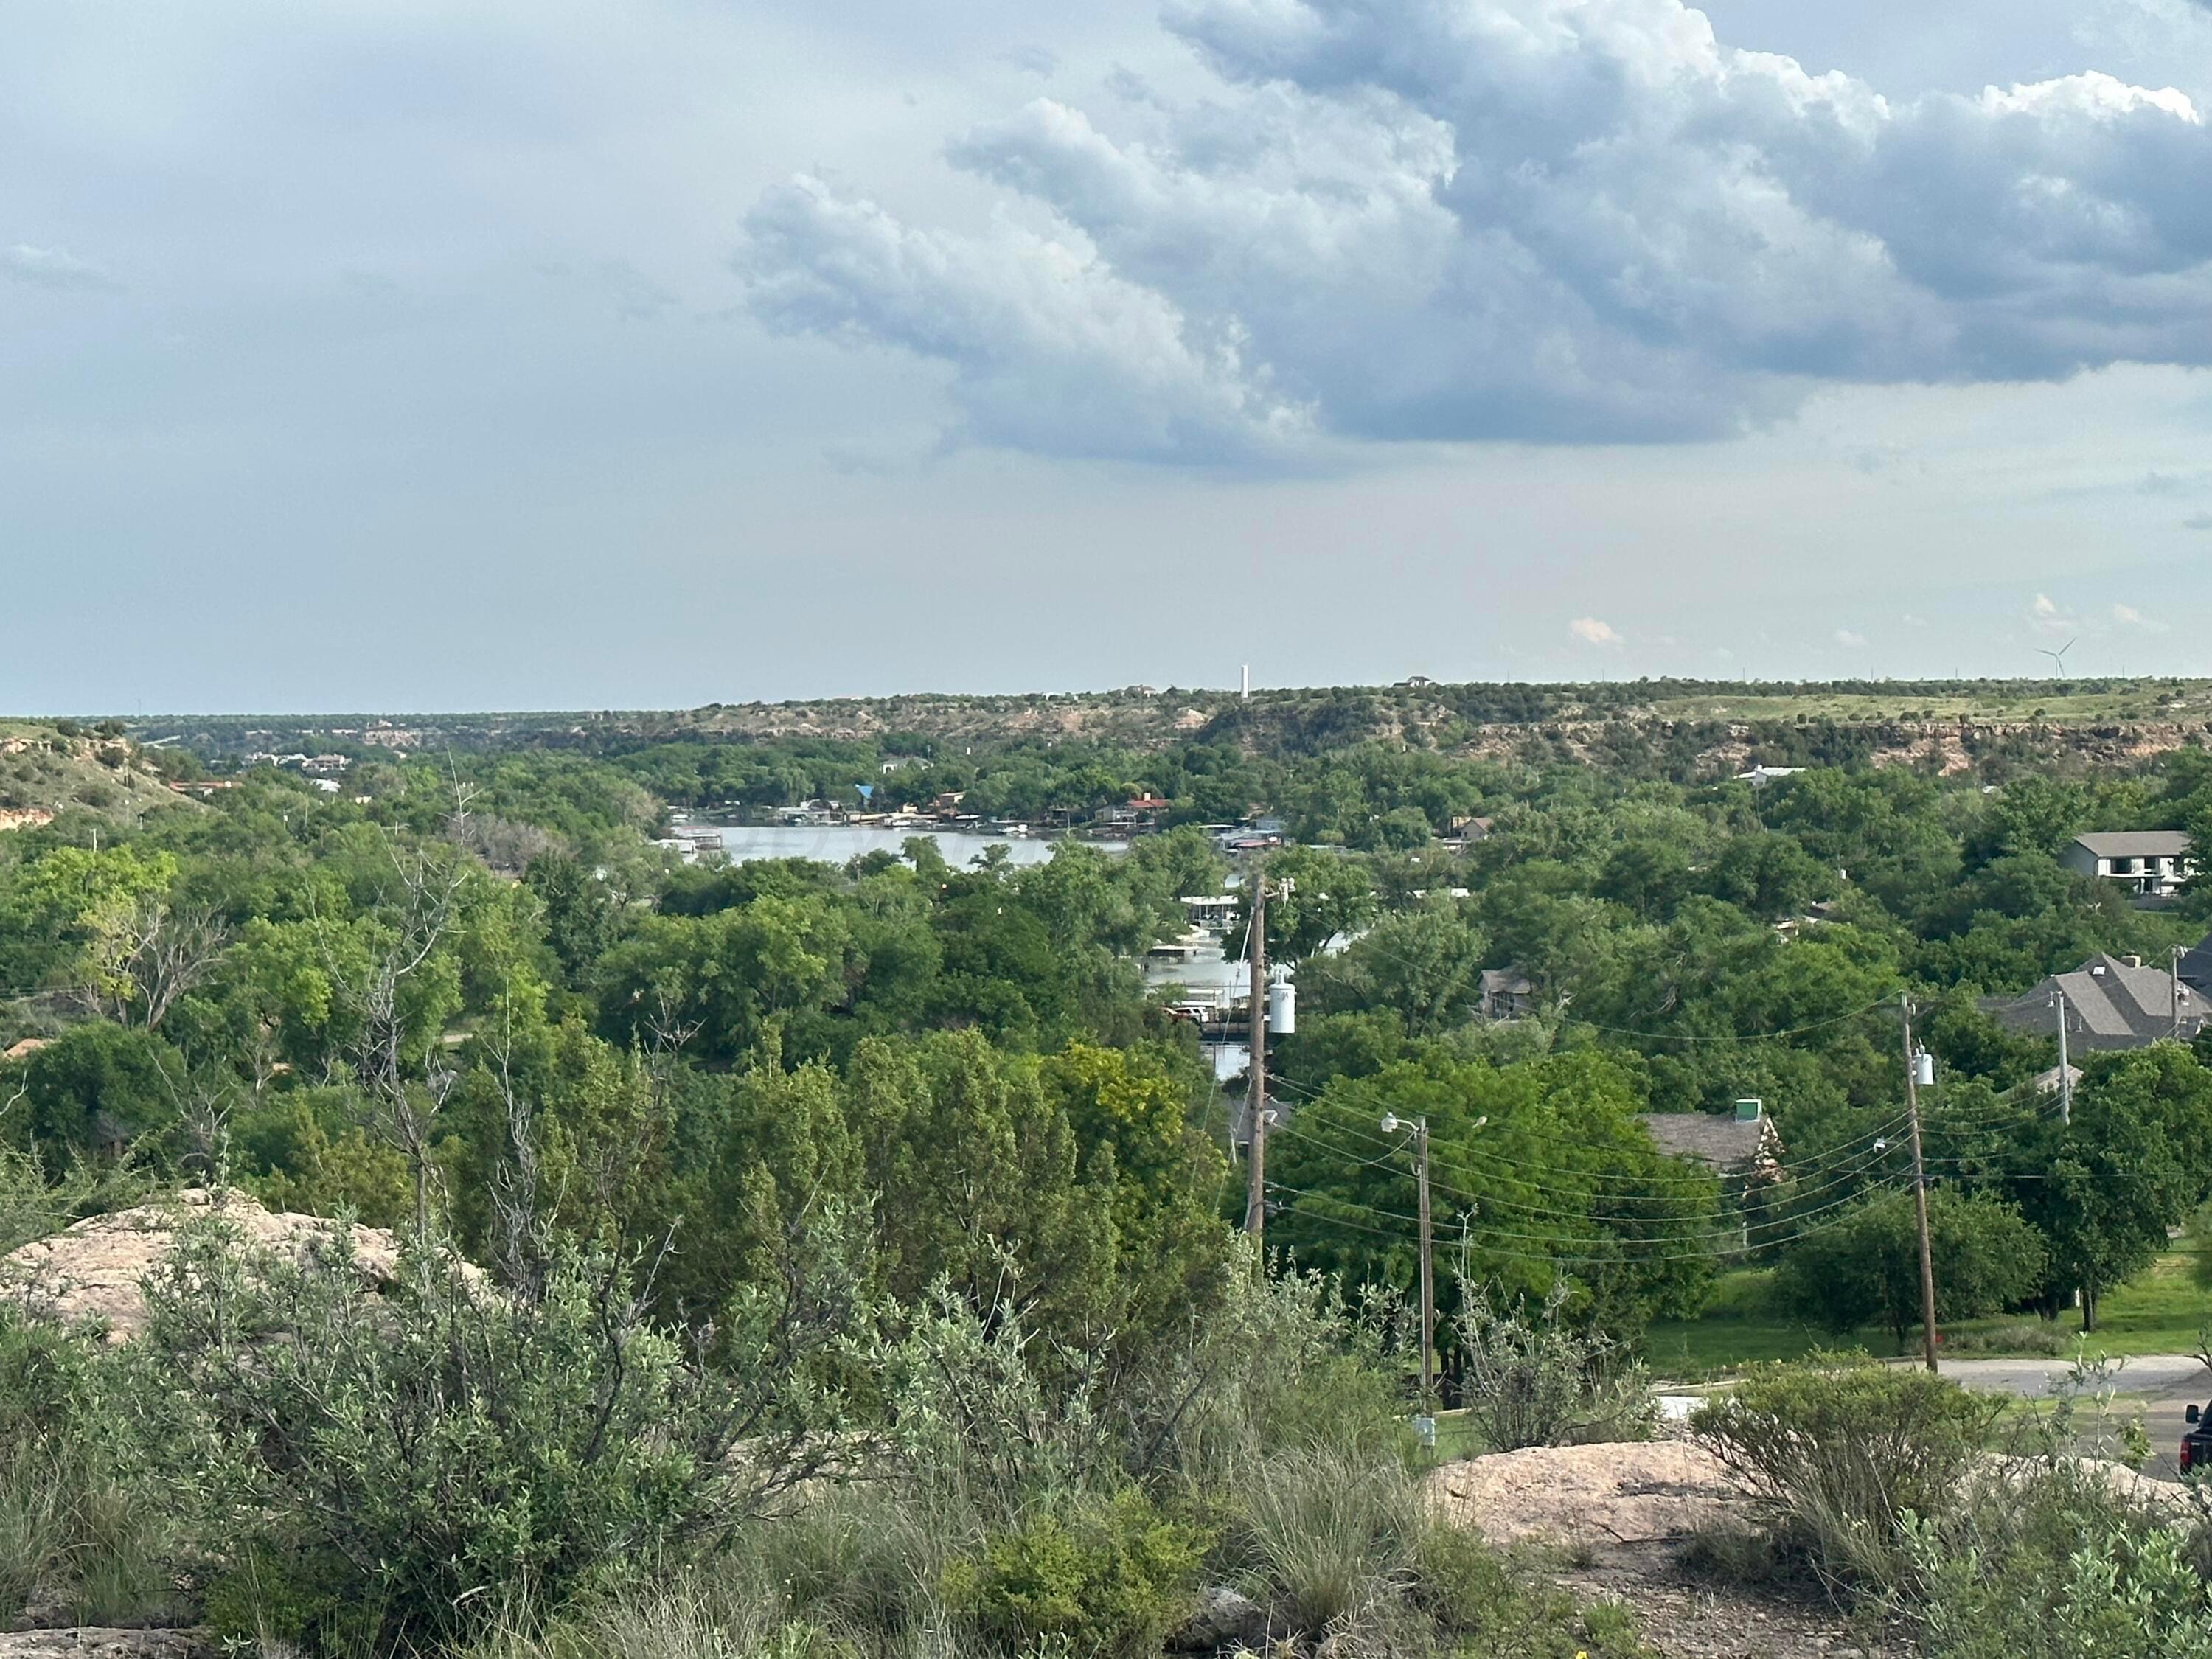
2181,1404,2212,1475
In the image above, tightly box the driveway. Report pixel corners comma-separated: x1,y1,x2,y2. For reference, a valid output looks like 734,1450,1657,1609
1935,1353,2210,1481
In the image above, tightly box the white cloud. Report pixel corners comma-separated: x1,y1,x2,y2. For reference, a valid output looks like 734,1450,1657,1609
2033,592,2061,616
3,243,110,290
2113,602,2171,631
741,0,2212,459
738,175,1313,463
1570,616,1624,647
1836,629,1868,647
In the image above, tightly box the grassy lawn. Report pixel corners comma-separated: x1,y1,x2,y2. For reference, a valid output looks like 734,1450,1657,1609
1646,1253,2212,1377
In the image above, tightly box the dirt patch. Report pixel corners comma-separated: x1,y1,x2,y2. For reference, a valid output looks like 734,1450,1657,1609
0,1188,408,1341
1427,1443,1902,1657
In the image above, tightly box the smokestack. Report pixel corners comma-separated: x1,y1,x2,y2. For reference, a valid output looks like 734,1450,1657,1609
1241,664,1250,699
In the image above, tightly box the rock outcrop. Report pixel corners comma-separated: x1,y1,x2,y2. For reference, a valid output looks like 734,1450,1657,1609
1,1188,408,1341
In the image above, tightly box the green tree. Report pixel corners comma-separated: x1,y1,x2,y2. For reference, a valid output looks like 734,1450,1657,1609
2007,1046,2212,1329
1771,1188,2049,1346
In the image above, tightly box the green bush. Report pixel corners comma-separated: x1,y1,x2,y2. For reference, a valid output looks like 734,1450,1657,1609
1692,1353,2002,1593
124,1208,870,1653
941,1489,1208,1658
1940,1319,2068,1357
1453,1280,1654,1452
1416,1520,1649,1658
0,1310,175,1627
1905,1464,2212,1658
1770,1190,2048,1347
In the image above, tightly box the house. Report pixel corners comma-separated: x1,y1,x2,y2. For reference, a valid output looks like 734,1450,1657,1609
1638,1100,1785,1183
1988,953,2208,1051
1734,765,1804,787
1397,674,1436,689
1444,815,1494,843
1478,964,1537,1021
2061,832,2194,901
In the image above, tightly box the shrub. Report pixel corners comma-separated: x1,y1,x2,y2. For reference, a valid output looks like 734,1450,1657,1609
1940,1319,2067,1357
1453,1280,1653,1452
1904,1463,2212,1658
1692,1353,2002,1593
124,1207,872,1653
941,1489,1208,1658
0,1310,175,1627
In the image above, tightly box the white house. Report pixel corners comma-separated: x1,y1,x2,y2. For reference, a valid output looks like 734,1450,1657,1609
2060,832,2194,900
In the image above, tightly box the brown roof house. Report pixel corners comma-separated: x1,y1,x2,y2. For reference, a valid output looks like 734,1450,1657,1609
1638,1099,1785,1183
1478,965,1538,1021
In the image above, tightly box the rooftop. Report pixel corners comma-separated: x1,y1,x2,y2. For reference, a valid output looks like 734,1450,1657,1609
2073,830,2192,859
1992,953,2202,1046
1638,1110,1781,1174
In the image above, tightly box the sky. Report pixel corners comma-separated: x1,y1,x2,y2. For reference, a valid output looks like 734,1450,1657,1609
4,0,2210,713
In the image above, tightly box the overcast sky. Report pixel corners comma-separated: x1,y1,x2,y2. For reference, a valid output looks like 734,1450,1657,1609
5,0,2211,713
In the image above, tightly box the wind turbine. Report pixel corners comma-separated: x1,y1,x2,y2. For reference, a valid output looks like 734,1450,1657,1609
2038,637,2076,678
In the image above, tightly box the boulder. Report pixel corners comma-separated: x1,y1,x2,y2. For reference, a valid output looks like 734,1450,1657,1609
1166,1585,1269,1653
1,1188,408,1341
0,1633,204,1659
1425,1440,1747,1548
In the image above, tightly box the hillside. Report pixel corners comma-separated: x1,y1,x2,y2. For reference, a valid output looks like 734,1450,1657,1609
0,722,201,831
127,675,2212,779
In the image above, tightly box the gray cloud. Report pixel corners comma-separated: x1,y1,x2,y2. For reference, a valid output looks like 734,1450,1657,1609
2185,512,2212,529
4,242,111,290
738,175,1313,462
997,44,1059,76
739,0,2212,460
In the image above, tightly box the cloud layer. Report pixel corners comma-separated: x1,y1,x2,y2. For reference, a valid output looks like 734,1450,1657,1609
4,243,111,289
738,0,2212,461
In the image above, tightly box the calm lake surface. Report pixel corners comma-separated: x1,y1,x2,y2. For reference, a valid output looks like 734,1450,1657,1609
684,822,1127,868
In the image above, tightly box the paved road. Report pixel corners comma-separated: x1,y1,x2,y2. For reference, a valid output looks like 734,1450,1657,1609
1935,1354,2210,1481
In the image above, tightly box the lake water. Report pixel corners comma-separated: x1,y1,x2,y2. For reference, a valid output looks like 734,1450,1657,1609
679,821,1127,869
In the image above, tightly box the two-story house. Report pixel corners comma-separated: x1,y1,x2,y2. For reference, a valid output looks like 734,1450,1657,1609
2060,831,2195,901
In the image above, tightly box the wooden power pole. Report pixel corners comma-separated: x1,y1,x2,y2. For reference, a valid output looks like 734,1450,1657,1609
1902,992,1938,1374
1243,877,1269,1243
1415,1117,1433,1407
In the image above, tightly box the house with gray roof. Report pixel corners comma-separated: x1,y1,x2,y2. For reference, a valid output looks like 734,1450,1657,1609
2182,929,2212,1000
1989,953,2207,1052
2061,831,2194,902
1638,1100,1784,1181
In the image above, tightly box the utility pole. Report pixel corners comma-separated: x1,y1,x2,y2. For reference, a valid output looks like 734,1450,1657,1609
1382,1113,1436,1411
2174,945,2187,1043
1413,1116,1434,1408
2052,992,2071,1126
1243,875,1269,1243
1902,992,1938,1374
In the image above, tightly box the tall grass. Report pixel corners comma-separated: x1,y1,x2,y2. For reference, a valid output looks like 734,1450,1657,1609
1234,1450,1422,1644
